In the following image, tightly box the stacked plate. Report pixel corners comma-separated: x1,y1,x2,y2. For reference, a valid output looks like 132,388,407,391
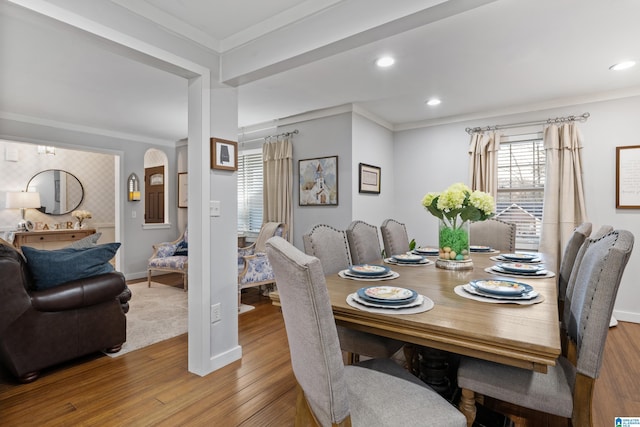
489,262,549,277
413,247,439,256
352,285,423,309
339,264,399,281
386,253,430,265
469,245,494,253
495,253,542,263
463,279,538,301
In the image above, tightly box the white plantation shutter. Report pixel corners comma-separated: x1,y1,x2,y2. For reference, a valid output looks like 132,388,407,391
496,134,545,251
237,152,263,233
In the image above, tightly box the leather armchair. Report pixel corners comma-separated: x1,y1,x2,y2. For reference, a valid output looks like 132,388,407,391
0,241,130,382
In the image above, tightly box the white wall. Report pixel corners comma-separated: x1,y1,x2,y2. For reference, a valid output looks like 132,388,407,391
394,95,640,323
352,113,395,230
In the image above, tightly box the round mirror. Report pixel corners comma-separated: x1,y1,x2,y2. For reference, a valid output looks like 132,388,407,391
26,169,84,215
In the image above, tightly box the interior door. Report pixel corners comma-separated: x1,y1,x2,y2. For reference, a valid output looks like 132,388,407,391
145,165,165,223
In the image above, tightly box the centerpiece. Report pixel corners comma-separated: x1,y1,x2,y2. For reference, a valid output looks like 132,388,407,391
421,183,494,270
72,209,92,229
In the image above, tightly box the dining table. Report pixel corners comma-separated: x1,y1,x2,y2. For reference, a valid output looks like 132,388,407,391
270,250,562,424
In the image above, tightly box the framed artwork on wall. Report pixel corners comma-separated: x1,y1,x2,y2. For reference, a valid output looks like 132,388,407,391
616,145,640,208
358,163,381,194
178,172,188,208
211,137,238,171
299,155,338,206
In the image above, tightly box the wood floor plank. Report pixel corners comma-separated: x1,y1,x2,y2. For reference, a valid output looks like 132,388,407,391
1,276,639,427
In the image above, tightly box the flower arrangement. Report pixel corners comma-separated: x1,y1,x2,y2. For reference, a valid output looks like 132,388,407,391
422,183,495,262
72,209,92,226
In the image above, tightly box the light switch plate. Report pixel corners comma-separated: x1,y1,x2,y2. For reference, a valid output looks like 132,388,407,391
210,200,221,217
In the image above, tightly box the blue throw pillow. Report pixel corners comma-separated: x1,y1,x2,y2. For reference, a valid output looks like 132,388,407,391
22,242,121,290
174,240,188,256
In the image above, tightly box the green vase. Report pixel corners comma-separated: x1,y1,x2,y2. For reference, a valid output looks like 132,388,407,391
438,219,470,261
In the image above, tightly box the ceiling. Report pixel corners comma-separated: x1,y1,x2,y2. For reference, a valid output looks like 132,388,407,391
2,0,640,144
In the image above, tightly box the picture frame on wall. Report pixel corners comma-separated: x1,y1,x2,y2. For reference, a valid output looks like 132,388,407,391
178,172,188,208
299,155,338,206
211,137,238,171
616,145,640,208
358,163,381,194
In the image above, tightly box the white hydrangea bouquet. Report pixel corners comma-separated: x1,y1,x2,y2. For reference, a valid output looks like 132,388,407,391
422,183,494,262
72,209,92,227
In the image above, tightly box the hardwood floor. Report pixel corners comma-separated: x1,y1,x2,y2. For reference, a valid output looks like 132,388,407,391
1,274,639,426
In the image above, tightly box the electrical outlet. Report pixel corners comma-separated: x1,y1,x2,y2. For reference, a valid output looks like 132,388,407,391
211,303,221,323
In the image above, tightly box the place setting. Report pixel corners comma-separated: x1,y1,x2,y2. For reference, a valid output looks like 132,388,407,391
346,285,435,314
454,279,544,305
485,260,555,279
469,245,499,254
490,252,543,263
412,246,439,257
384,253,434,266
338,264,400,281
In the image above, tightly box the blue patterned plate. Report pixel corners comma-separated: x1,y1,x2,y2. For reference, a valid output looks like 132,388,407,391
470,279,533,296
348,264,390,276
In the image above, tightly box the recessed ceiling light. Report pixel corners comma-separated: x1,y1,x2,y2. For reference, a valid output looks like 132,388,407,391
375,56,395,67
426,98,441,106
609,61,636,71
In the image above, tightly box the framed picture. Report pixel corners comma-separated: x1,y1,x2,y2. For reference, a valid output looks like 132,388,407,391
178,172,188,208
358,163,381,194
299,156,338,206
616,145,640,208
211,137,238,171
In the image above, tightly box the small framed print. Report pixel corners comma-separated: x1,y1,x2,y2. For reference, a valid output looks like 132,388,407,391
358,163,381,194
211,138,238,171
616,145,640,208
178,172,188,208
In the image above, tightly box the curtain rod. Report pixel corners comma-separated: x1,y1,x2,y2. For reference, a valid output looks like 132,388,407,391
239,129,299,145
465,113,590,134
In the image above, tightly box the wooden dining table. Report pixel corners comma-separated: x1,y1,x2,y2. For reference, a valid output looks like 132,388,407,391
270,251,561,424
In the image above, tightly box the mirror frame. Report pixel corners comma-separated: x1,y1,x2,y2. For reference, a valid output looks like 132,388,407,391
26,169,85,216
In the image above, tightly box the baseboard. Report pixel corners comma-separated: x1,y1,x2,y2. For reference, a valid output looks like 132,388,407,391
613,309,640,324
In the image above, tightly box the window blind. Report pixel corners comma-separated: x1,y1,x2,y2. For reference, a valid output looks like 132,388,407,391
237,152,263,233
496,138,545,251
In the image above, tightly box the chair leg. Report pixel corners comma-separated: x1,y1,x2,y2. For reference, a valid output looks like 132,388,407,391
183,272,188,291
148,269,152,287
459,388,477,427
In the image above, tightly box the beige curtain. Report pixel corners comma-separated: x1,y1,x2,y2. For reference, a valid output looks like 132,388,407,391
263,137,293,242
539,122,587,271
468,131,500,199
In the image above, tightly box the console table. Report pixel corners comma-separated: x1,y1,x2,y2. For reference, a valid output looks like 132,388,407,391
13,229,96,250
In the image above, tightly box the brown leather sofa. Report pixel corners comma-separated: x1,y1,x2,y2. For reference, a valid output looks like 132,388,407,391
0,241,131,382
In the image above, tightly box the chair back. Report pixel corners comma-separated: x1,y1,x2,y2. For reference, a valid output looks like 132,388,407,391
565,229,633,378
380,218,410,257
470,218,516,252
255,222,286,253
346,220,382,265
302,224,351,275
266,236,350,426
558,222,592,308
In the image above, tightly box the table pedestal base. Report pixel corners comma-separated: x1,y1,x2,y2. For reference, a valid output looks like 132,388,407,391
436,258,474,270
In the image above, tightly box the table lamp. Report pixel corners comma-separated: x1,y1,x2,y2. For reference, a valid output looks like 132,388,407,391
5,191,41,231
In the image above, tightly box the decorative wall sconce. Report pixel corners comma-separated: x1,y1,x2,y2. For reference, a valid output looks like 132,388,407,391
127,173,141,201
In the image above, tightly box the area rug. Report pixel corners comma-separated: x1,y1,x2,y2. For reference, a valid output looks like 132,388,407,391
105,281,188,357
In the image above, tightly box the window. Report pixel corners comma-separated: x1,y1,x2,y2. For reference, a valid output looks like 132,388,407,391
237,151,263,233
495,134,545,251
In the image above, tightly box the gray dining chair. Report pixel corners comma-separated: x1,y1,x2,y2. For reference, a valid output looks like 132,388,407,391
346,220,382,264
265,236,467,427
457,229,634,427
470,218,516,252
302,224,404,363
557,222,592,319
380,218,410,257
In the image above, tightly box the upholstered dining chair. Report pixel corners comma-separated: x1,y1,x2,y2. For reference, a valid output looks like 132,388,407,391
302,224,404,363
265,236,467,427
238,222,288,303
148,227,188,290
380,218,410,257
346,220,383,264
457,229,634,427
470,217,516,252
557,222,592,319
